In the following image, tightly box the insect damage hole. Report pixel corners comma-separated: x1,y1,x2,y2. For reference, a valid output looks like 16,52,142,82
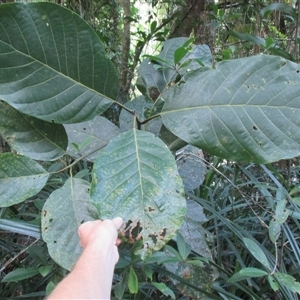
253,126,258,131
147,206,155,212
122,220,143,243
149,233,157,244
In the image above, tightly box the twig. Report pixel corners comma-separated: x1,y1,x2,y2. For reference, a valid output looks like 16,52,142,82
0,238,40,273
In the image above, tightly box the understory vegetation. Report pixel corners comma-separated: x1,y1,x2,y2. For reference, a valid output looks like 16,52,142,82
1,1,300,299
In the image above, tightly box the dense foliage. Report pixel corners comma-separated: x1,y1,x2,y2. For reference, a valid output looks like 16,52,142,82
1,1,300,299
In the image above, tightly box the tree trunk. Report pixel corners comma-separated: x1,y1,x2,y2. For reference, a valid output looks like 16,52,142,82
119,0,131,104
169,0,215,48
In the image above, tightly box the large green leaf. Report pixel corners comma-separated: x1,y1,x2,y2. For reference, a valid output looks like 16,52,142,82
0,2,118,123
137,59,168,97
161,54,300,163
0,153,49,207
176,145,206,191
185,44,212,68
64,116,120,161
165,200,217,299
90,129,186,259
0,101,67,161
41,177,98,271
179,200,209,256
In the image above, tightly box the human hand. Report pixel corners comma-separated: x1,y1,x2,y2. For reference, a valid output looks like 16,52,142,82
78,217,123,264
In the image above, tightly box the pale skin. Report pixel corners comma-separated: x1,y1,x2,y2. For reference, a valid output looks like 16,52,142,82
47,217,123,300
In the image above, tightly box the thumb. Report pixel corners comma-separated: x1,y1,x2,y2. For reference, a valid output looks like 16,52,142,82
112,217,123,230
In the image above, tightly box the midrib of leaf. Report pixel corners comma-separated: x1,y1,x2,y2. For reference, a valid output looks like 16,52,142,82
133,128,145,221
161,104,300,114
70,178,79,227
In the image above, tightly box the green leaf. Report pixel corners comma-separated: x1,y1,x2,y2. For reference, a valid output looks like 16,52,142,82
269,219,281,243
165,201,217,299
65,116,120,162
46,281,56,296
290,197,300,206
229,32,266,47
185,44,212,68
243,238,271,270
39,265,53,277
1,267,40,282
0,153,49,207
260,3,294,17
150,20,157,33
268,275,279,292
145,251,180,264
274,272,300,294
164,245,184,261
289,184,300,196
143,55,172,66
164,260,215,299
28,246,49,265
0,101,67,161
90,129,186,259
157,37,192,82
174,46,189,65
161,55,300,163
152,282,175,299
137,59,168,96
187,259,206,267
212,3,218,16
0,2,118,123
275,199,290,224
41,177,98,270
128,267,138,294
144,265,153,280
265,37,275,49
177,232,191,260
138,42,210,99
268,47,294,61
275,186,288,201
120,97,151,125
158,37,190,66
179,200,211,258
228,267,268,283
176,145,206,191
114,271,128,299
